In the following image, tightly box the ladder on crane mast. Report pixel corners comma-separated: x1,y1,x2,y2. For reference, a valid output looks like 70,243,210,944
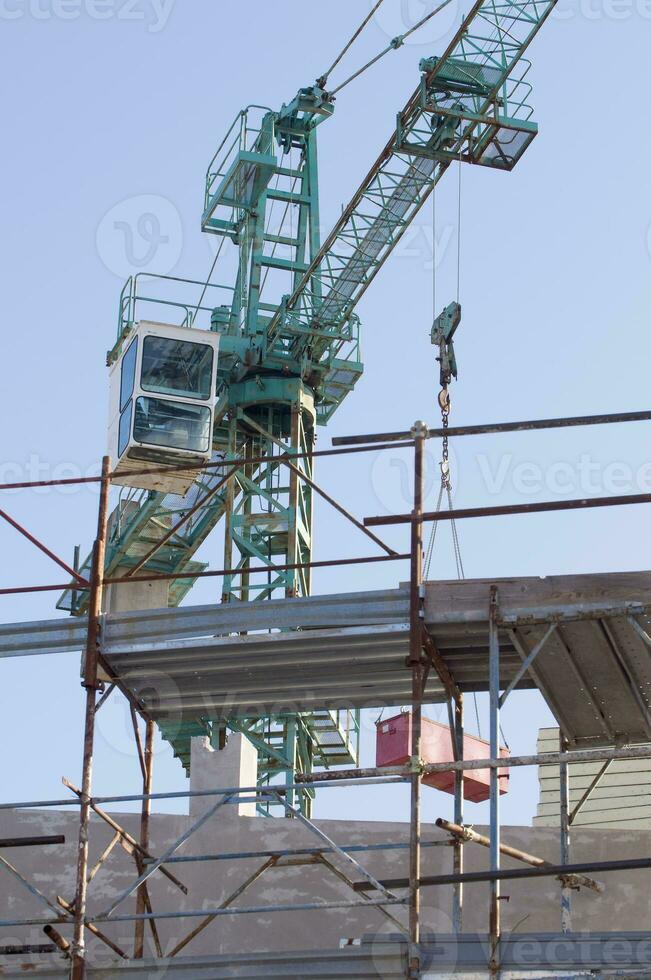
59,0,557,815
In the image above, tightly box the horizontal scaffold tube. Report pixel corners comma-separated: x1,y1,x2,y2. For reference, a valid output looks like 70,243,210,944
353,856,651,893
333,408,651,446
297,744,651,782
435,818,603,893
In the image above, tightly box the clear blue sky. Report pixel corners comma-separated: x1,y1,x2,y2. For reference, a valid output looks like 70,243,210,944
1,1,650,827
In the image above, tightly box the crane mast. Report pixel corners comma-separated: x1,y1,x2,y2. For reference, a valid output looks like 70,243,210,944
60,0,556,814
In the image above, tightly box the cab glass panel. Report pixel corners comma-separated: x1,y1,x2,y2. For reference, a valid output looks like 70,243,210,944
140,336,214,401
133,397,212,454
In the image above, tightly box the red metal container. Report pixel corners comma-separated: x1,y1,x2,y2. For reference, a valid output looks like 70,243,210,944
376,712,509,803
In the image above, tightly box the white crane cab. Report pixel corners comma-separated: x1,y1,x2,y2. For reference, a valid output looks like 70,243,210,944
108,321,220,494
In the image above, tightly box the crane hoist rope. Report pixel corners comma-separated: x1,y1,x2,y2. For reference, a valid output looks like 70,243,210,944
456,152,462,304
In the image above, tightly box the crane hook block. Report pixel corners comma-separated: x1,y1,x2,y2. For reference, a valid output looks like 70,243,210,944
431,301,461,387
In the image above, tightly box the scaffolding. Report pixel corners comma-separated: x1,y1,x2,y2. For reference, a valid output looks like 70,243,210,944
2,409,651,978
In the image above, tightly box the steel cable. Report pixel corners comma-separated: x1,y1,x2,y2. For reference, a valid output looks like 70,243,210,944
329,0,457,96
317,0,387,88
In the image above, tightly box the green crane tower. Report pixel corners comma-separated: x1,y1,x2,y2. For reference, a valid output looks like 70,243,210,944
60,0,557,814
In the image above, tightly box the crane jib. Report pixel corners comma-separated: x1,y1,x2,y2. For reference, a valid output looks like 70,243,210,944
270,0,558,354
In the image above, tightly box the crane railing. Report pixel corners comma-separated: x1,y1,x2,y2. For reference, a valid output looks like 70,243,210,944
203,105,275,213
114,272,235,352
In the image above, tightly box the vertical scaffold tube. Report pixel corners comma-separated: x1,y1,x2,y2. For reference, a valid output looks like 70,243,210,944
452,693,464,932
488,585,501,977
560,733,572,932
408,422,426,979
71,456,111,980
134,719,155,958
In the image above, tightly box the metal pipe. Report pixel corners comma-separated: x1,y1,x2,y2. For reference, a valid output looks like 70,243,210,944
488,586,501,976
365,489,651,527
98,794,232,918
452,695,464,934
63,779,187,895
123,465,239,579
569,759,613,826
271,792,396,902
0,551,411,596
237,409,397,560
0,835,64,848
353,856,651,892
107,439,414,482
301,744,651,781
70,455,111,980
282,456,397,556
0,853,67,918
333,408,651,446
408,422,426,979
168,857,278,958
559,734,572,932
0,440,415,493
143,839,450,864
4,744,650,814
134,718,154,958
42,927,71,956
104,550,410,587
435,819,603,893
59,895,128,961
0,943,57,955
0,774,405,811
0,507,89,585
90,897,407,925
499,623,557,707
93,683,115,714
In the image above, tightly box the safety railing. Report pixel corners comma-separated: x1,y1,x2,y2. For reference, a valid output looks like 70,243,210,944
4,406,651,976
203,105,275,215
115,272,236,347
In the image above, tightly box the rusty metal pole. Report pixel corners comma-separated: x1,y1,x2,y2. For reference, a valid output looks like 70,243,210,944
408,421,426,979
134,718,155,958
70,456,111,980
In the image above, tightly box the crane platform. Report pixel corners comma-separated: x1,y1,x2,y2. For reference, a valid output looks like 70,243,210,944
5,570,651,752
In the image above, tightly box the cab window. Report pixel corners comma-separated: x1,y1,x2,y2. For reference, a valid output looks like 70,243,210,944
140,336,213,401
119,338,138,412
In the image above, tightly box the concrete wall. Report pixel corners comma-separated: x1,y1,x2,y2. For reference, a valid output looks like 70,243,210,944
2,735,651,972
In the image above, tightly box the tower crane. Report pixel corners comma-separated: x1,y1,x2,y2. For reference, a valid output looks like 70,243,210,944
60,0,557,814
